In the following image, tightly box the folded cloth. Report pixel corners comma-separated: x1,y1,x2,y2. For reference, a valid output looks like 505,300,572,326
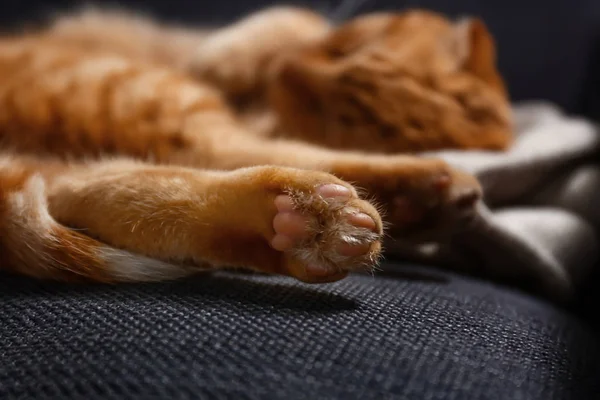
387,102,600,303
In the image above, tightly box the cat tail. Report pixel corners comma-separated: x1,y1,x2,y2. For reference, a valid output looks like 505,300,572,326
0,171,194,283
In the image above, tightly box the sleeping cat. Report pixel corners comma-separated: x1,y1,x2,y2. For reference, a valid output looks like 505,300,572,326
0,7,511,284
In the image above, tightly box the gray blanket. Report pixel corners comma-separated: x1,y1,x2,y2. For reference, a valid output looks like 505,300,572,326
388,102,600,302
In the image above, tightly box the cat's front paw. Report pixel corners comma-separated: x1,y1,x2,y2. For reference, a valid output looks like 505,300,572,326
271,182,383,283
331,157,481,242
392,163,482,242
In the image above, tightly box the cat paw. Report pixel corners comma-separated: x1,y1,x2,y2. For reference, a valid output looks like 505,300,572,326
270,182,383,283
392,164,482,242
185,7,329,97
187,36,259,96
332,157,482,242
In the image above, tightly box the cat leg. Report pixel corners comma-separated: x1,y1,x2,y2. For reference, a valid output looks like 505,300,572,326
186,130,482,241
43,6,328,97
40,159,382,283
43,8,211,69
186,6,331,97
0,154,193,282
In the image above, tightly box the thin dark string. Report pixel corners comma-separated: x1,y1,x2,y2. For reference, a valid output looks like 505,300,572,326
328,0,372,23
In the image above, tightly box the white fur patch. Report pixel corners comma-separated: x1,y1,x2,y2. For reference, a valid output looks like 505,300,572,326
5,175,63,266
100,249,197,282
0,154,16,171
8,174,55,232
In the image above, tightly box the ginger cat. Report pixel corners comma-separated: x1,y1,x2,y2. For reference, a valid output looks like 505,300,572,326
0,7,511,285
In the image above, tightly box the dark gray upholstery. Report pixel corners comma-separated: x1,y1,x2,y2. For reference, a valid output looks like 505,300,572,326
0,0,599,399
1,268,599,400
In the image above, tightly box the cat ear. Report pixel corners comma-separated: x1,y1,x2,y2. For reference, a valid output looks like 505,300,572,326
452,17,497,75
451,17,507,94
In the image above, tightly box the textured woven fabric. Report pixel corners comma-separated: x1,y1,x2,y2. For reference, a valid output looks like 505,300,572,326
1,265,598,400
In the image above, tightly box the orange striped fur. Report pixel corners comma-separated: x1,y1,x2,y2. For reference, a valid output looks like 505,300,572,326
0,6,499,284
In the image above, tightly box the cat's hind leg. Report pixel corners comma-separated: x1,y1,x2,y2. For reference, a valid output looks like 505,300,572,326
187,6,330,97
0,154,188,282
26,158,382,283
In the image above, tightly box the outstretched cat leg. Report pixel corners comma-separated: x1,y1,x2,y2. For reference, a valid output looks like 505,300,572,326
185,6,330,97
44,6,330,98
183,126,482,241
0,154,383,283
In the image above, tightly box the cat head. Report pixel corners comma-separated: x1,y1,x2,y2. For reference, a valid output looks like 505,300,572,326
268,10,513,153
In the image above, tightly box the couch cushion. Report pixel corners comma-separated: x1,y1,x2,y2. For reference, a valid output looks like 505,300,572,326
0,266,597,399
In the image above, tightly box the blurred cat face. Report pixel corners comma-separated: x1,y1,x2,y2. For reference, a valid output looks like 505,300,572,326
268,10,513,153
